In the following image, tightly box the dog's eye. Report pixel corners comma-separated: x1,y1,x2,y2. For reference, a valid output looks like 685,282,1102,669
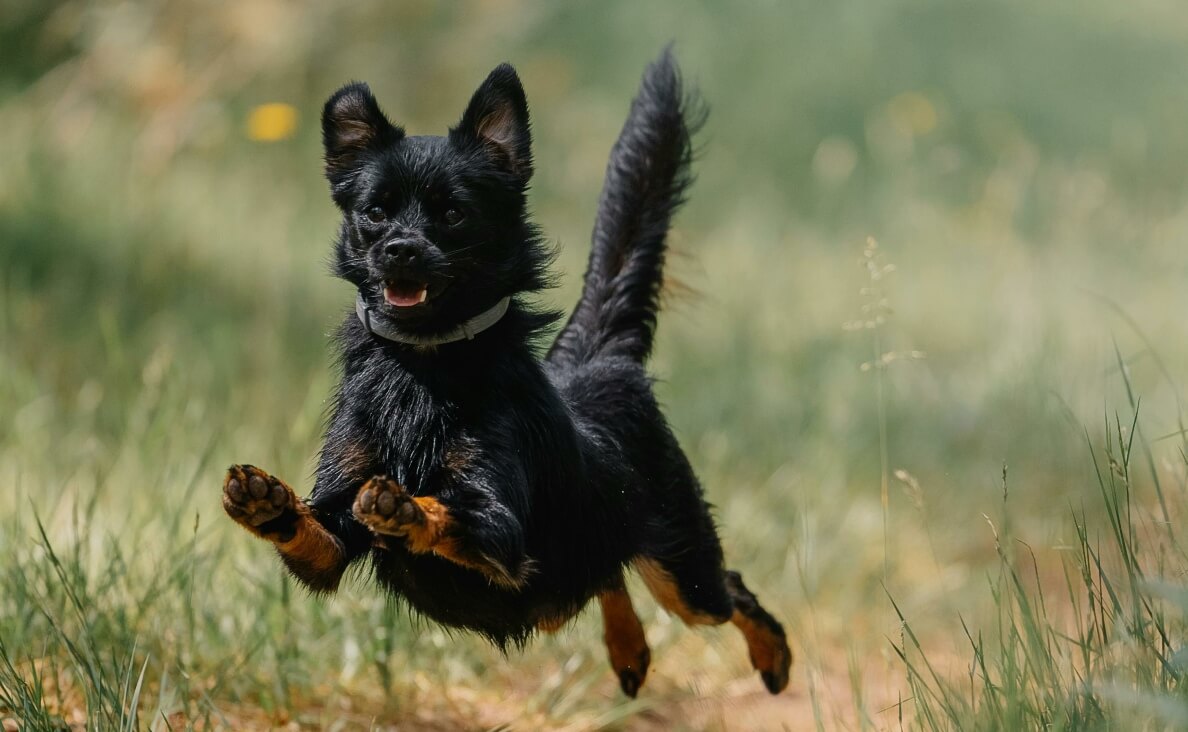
365,206,386,224
444,208,464,227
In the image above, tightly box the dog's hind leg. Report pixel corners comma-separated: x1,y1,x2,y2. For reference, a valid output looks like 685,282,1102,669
724,570,792,694
629,418,793,693
598,577,651,698
636,552,791,694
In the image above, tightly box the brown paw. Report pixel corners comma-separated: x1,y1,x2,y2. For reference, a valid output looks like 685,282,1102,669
352,476,423,536
739,612,792,694
725,570,793,695
758,637,793,695
223,464,298,540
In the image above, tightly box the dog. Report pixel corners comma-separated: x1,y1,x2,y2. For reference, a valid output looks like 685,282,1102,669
222,48,791,698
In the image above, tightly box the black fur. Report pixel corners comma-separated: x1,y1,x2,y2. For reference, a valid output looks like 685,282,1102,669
231,49,790,691
548,52,703,366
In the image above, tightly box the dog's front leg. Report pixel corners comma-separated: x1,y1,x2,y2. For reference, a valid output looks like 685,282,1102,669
352,475,532,589
222,464,369,593
223,464,349,592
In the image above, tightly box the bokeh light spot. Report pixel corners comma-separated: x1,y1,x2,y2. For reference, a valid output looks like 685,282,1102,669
887,91,937,137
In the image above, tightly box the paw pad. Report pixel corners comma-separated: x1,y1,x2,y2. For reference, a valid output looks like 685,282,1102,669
353,477,422,535
223,465,296,531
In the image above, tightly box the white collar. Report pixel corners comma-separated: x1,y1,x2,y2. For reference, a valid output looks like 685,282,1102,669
355,293,511,346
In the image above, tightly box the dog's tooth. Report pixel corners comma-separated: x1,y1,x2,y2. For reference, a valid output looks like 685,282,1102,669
417,288,428,304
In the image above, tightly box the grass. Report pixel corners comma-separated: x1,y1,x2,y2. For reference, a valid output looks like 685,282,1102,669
3,0,1188,729
891,415,1188,730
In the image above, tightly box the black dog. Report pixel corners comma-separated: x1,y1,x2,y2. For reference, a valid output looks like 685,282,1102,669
222,49,791,697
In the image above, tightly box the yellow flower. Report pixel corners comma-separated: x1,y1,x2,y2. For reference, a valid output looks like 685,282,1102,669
246,103,298,142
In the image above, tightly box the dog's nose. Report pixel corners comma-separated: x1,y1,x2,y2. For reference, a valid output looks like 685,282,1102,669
384,240,422,266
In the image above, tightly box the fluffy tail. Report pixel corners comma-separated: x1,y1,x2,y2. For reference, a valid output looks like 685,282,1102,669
548,48,702,366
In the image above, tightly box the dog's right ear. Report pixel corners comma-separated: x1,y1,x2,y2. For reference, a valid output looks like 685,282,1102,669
322,82,403,205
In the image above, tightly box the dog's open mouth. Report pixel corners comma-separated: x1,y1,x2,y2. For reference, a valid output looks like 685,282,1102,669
383,279,429,308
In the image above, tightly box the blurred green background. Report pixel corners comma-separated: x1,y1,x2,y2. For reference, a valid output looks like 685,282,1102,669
2,1,1187,729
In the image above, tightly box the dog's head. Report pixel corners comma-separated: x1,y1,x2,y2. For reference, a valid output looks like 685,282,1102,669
322,65,547,333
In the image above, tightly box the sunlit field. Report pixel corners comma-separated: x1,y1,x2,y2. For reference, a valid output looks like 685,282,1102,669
3,1,1188,729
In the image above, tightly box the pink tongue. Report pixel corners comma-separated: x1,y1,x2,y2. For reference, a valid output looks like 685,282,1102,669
384,285,426,307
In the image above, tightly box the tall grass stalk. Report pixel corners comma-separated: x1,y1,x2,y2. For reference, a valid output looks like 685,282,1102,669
847,238,925,585
889,396,1188,730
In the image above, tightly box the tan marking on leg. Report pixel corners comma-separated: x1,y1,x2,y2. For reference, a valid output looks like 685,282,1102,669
395,497,520,584
223,465,347,591
634,558,723,626
354,478,529,588
599,586,651,697
275,501,346,575
725,570,792,694
732,609,787,680
400,496,449,552
536,611,576,633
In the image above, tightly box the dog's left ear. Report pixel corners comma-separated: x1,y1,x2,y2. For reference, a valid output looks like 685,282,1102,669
452,64,532,182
